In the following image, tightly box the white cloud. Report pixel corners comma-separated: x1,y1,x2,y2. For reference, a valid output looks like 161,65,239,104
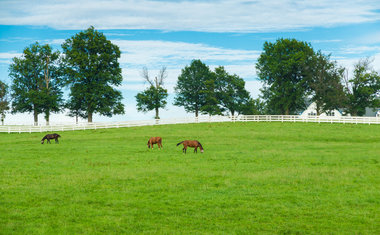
0,0,379,32
310,39,343,43
0,52,22,59
340,46,380,55
115,39,260,93
0,52,22,64
115,40,260,66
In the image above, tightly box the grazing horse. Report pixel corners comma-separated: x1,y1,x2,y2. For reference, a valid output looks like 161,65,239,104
41,133,61,144
176,140,204,153
147,137,163,149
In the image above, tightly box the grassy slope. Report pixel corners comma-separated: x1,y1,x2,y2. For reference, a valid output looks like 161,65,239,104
0,122,379,234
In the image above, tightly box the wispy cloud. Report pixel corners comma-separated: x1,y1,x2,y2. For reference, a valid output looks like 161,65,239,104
115,40,260,67
1,0,379,32
114,40,259,93
310,39,342,44
340,46,380,55
0,52,22,64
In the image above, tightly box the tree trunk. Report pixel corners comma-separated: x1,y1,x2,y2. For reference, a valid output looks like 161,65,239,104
34,109,38,126
155,107,159,119
195,108,198,117
88,112,93,123
45,111,50,126
1,113,4,125
76,115,78,124
231,110,235,117
316,103,321,116
285,108,289,115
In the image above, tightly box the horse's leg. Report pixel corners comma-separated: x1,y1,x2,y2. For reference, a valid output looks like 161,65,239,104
194,147,197,153
47,139,51,144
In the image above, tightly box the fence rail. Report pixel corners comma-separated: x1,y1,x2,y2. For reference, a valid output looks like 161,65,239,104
1,115,379,133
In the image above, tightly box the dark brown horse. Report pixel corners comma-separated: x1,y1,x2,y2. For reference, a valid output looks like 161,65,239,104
41,133,61,144
176,140,204,153
147,137,163,149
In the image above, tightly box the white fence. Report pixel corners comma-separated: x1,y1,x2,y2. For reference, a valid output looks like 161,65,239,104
1,115,379,133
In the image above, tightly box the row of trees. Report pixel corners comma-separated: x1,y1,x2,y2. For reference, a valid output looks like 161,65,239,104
135,60,262,119
256,38,380,116
0,28,379,125
1,27,124,125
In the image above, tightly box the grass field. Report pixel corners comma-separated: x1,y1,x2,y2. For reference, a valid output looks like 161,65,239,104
1,122,380,234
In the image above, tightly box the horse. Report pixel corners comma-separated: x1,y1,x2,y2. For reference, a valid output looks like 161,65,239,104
147,137,163,149
41,133,61,144
176,140,204,153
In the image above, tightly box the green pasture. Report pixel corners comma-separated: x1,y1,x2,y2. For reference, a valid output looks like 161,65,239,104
0,122,380,234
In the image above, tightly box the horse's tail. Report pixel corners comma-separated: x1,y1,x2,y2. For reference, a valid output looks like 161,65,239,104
176,141,184,146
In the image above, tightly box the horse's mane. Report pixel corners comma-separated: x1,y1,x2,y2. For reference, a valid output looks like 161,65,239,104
197,141,203,149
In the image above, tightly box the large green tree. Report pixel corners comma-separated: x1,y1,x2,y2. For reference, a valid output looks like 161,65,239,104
61,26,124,123
240,98,267,115
174,60,213,117
199,77,222,116
343,58,380,116
214,66,251,116
135,67,168,119
0,80,10,125
309,51,346,115
256,38,315,115
9,42,62,126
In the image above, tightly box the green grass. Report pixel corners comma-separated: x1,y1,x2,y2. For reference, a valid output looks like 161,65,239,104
1,122,380,234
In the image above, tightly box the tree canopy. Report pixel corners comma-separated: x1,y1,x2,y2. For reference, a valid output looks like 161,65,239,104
344,58,380,116
9,42,62,125
0,80,10,125
309,51,346,115
214,66,251,116
174,59,213,117
61,26,124,122
256,38,315,115
135,67,168,119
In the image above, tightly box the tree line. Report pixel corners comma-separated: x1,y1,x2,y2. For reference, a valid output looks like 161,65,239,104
256,38,380,116
0,28,379,125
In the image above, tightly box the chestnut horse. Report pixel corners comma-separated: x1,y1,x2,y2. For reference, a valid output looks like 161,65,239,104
147,137,163,149
176,140,204,153
41,133,61,144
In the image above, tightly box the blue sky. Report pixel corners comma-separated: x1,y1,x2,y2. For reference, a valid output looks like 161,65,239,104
1,0,380,124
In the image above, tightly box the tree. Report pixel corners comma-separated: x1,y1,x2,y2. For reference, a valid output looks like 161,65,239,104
0,81,10,125
199,77,222,116
343,58,380,116
256,38,315,115
135,67,168,119
214,66,252,116
9,42,63,126
65,84,85,124
240,98,267,115
61,26,124,123
309,51,346,115
174,59,213,117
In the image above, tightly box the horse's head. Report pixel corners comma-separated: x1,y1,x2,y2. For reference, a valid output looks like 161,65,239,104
41,140,44,144
200,149,204,153
147,142,150,148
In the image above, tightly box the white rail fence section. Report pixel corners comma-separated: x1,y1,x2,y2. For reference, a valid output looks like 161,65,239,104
1,115,379,133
